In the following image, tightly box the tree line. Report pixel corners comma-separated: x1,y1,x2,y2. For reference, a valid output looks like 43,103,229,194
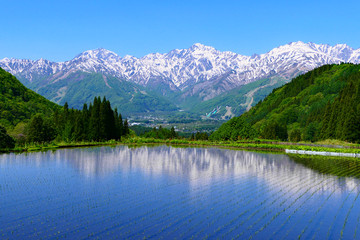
210,63,360,143
22,96,130,144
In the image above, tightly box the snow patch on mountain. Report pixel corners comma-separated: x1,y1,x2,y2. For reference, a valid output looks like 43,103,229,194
1,42,359,90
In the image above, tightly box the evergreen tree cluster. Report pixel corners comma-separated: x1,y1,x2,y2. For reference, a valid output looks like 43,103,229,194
211,63,360,143
190,132,209,141
53,96,129,142
142,126,178,139
27,114,56,143
319,73,360,142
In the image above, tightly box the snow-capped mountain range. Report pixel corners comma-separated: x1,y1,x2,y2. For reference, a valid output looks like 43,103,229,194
1,41,359,92
1,41,359,116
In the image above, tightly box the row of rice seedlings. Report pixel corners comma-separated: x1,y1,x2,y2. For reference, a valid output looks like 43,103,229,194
1,183,121,236
236,176,319,238
49,170,200,239
159,176,273,239
251,159,360,239
271,160,360,239
299,169,360,239
275,180,339,239
173,180,253,239
147,180,247,235
247,175,336,239
119,149,278,237
1,172,145,238
29,158,235,237
108,167,273,239
327,181,360,239
222,170,328,239
354,208,360,239
3,149,170,215
113,172,255,239
0,163,105,210
288,161,360,240
334,183,360,239
71,161,247,238
196,170,305,239
58,184,185,238
168,172,295,237
167,168,305,239
282,179,344,239
0,171,43,209
0,156,268,238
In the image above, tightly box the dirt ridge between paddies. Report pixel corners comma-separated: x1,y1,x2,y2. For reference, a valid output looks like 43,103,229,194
2,138,360,156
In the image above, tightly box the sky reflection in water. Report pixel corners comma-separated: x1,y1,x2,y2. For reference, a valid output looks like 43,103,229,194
1,145,360,239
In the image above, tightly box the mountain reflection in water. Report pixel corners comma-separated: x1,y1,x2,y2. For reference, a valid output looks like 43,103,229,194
1,145,359,194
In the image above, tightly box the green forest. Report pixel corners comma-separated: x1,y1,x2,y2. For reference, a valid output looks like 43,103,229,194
28,96,130,143
1,96,130,149
1,63,360,150
0,68,59,129
211,63,360,143
0,68,130,149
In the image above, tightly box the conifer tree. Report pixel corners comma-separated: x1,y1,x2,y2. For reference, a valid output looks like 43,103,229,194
99,97,107,140
118,114,124,137
123,119,130,136
27,114,56,143
342,107,360,142
73,111,84,141
170,126,177,139
319,102,332,139
89,97,101,141
82,103,90,141
114,108,120,140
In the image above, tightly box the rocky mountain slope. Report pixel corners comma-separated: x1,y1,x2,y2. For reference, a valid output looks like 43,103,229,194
1,41,359,116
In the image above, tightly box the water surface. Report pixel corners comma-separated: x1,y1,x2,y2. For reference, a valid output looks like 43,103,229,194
1,145,360,239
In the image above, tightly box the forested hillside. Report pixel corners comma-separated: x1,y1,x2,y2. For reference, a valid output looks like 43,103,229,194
0,69,130,147
211,63,360,143
0,67,59,128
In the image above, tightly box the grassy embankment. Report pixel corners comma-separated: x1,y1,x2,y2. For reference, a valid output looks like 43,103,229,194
1,137,360,155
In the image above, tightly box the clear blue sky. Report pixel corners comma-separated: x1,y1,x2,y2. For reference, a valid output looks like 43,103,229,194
1,0,359,61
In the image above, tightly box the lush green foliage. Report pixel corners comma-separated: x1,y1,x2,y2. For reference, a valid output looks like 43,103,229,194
0,125,15,149
189,132,209,141
210,116,257,141
212,64,360,143
142,126,178,139
0,68,59,128
289,154,360,178
130,125,153,136
26,114,56,143
52,97,129,143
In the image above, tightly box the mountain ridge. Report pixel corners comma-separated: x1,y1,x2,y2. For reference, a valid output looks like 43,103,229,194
2,41,359,89
1,42,360,116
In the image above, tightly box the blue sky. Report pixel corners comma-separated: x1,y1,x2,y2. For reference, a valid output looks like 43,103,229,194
1,0,359,61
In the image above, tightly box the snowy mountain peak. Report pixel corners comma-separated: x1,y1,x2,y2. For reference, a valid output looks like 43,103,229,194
189,43,217,53
74,48,119,61
0,42,359,95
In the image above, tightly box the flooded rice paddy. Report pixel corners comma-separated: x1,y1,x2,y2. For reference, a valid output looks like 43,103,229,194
1,145,360,239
